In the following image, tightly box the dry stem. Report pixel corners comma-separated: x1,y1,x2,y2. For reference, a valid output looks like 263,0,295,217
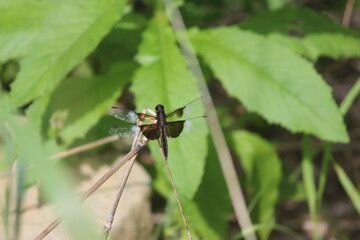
34,142,146,240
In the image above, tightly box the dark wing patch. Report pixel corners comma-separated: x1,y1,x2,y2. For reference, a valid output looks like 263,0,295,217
166,97,205,121
166,107,185,119
165,121,185,138
140,124,160,140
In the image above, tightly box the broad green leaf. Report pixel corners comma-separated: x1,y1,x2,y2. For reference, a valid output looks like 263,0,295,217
266,32,360,61
27,61,136,145
93,12,147,73
10,0,127,107
240,6,360,60
184,140,232,239
0,104,97,240
191,27,349,143
131,11,208,199
153,139,232,239
0,0,50,62
266,0,289,10
240,6,358,35
232,130,282,240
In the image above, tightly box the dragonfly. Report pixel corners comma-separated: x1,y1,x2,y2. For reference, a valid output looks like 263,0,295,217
108,98,206,160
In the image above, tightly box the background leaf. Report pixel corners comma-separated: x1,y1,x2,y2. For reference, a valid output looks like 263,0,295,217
240,6,360,60
232,130,282,240
130,11,208,199
0,0,49,62
26,61,136,145
184,139,232,239
266,0,290,10
191,27,348,143
10,0,127,107
152,138,232,239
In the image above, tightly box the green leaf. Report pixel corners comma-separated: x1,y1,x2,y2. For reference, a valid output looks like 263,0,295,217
191,27,349,143
232,130,282,240
185,141,232,239
266,0,289,10
27,61,136,145
153,140,232,239
131,11,208,199
93,12,147,73
0,104,98,240
240,6,358,35
240,6,360,60
10,0,127,107
0,0,50,62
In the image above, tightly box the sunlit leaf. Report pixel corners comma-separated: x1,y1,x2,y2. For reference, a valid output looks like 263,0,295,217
131,11,208,199
27,61,136,145
0,0,50,62
240,6,360,60
232,130,282,240
191,27,348,143
10,0,127,107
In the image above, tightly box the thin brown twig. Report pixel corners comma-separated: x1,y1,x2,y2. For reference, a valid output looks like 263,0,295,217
34,142,147,240
163,157,192,240
342,0,355,27
102,122,145,239
0,136,120,179
102,153,138,239
49,135,119,160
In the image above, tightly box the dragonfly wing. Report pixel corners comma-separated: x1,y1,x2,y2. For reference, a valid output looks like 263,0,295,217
165,121,185,138
166,97,205,121
140,124,160,140
109,124,139,138
166,116,207,138
109,107,156,123
109,108,139,123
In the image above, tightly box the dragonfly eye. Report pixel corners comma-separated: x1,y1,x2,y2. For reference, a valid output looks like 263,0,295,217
155,104,164,112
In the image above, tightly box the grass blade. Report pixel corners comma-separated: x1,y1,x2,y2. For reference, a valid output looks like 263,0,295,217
340,78,360,115
333,162,360,214
301,135,319,239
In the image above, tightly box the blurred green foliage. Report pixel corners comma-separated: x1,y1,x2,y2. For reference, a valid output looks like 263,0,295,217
1,0,360,239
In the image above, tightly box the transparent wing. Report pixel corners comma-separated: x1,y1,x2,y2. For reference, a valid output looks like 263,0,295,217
109,107,139,123
109,107,156,123
166,97,206,121
108,124,139,138
166,116,207,138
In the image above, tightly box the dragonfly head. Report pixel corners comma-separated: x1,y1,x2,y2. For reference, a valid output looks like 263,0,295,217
155,104,165,113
